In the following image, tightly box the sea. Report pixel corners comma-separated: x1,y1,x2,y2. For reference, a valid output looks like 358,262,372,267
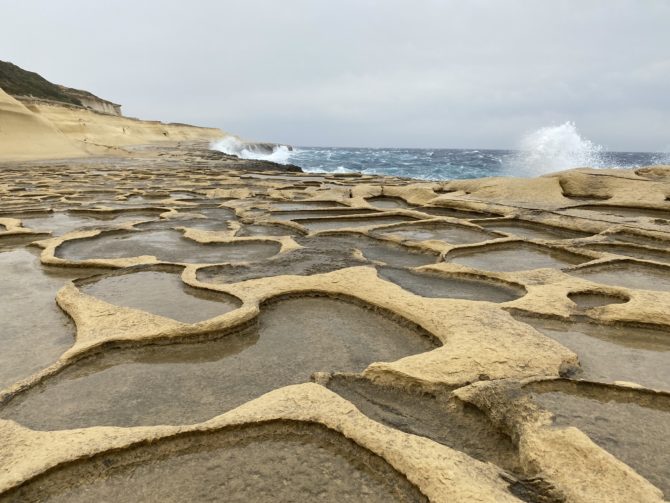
212,122,669,181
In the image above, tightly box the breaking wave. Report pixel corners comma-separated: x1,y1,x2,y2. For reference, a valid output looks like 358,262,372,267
211,137,294,164
505,121,604,176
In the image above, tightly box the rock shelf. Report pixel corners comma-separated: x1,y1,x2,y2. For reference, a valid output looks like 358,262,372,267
1,152,669,502
0,296,437,429
6,422,429,503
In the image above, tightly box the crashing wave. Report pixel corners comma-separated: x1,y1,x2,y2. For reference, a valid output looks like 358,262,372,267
211,137,294,164
507,121,604,176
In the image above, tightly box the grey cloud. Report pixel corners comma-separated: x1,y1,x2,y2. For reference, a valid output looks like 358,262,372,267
1,0,668,150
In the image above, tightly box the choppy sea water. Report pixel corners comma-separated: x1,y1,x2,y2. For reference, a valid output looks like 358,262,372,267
286,148,669,180
212,122,669,181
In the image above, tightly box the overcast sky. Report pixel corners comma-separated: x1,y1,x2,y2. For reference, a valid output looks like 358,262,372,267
2,1,669,150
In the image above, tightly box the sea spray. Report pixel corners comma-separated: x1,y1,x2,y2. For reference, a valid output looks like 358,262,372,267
507,122,604,176
212,137,294,164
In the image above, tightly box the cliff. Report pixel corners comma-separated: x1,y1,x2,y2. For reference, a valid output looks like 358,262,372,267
0,87,87,160
0,60,121,116
22,99,224,152
56,85,122,116
0,61,226,161
0,60,82,106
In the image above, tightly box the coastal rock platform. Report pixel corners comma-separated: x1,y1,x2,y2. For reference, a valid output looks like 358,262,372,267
0,148,669,502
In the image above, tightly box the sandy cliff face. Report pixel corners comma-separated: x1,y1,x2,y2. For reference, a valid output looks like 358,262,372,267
0,89,226,161
24,100,225,150
56,85,122,116
0,88,86,161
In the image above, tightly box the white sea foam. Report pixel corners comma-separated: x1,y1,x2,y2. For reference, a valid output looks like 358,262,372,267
304,165,356,174
211,137,294,164
507,121,603,176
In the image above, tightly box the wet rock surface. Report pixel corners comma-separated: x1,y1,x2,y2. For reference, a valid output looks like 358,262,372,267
374,221,501,244
377,266,524,302
79,268,241,323
567,290,629,309
568,260,670,292
3,422,427,503
296,233,441,267
447,242,591,272
295,214,419,232
477,219,593,241
0,297,436,429
527,380,670,497
326,376,520,472
0,249,106,388
1,154,670,502
197,241,366,283
516,316,670,389
56,229,281,264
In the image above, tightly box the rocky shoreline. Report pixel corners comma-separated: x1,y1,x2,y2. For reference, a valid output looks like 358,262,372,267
0,145,668,501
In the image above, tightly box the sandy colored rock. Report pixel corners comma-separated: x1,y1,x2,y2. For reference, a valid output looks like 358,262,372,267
0,88,85,161
0,150,669,501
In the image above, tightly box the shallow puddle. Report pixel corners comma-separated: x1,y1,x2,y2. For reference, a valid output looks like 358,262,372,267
298,234,440,268
585,243,670,264
367,197,414,209
568,261,670,292
3,422,426,503
193,207,237,221
79,270,240,323
68,207,166,222
416,206,500,219
568,291,628,309
269,201,345,211
296,215,418,232
124,195,169,205
0,296,437,429
377,267,523,302
168,191,203,200
17,212,150,236
327,376,520,473
528,381,670,496
133,217,226,232
516,317,670,389
606,231,670,248
235,223,301,237
89,200,169,210
198,243,365,283
56,230,281,264
478,220,592,240
447,243,590,272
375,222,500,244
568,205,670,221
271,209,379,221
0,249,105,389
162,207,238,230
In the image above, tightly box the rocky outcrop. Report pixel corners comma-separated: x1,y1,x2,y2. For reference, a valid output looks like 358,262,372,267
56,85,122,116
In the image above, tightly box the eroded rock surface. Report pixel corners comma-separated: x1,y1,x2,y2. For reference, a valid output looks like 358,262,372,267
4,422,428,503
1,153,669,502
0,296,437,429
